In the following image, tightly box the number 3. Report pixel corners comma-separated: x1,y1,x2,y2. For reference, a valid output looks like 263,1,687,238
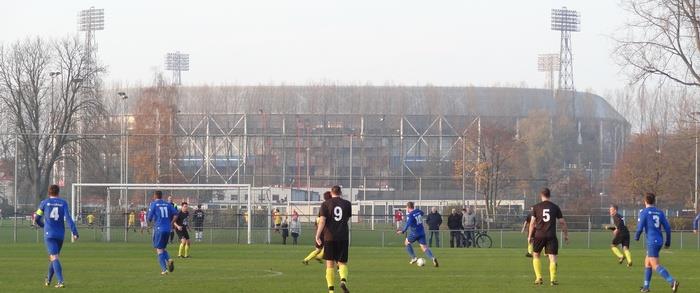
543,209,550,222
333,206,343,221
652,215,660,228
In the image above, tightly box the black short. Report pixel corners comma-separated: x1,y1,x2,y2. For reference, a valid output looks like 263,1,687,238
176,228,190,240
323,240,349,263
612,231,630,247
194,226,203,232
532,237,559,255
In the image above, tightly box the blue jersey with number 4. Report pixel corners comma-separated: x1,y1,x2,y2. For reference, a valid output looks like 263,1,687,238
402,209,425,237
635,206,671,246
147,199,177,233
36,197,78,239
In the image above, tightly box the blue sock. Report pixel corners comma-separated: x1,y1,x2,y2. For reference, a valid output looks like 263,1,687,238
47,262,54,282
405,244,416,259
656,266,675,284
424,248,435,259
52,260,63,284
163,250,170,261
643,267,652,288
157,253,167,271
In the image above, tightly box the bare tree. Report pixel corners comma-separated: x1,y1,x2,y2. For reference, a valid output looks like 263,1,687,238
616,0,700,86
0,36,104,204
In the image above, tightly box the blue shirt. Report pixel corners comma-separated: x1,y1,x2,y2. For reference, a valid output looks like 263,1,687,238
402,209,425,236
635,206,671,246
35,197,78,239
147,199,178,232
693,213,700,231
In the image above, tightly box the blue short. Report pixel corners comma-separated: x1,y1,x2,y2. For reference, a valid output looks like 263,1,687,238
407,234,427,245
45,238,64,255
152,230,170,249
647,243,663,258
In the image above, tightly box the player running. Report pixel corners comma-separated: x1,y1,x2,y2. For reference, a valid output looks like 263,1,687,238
608,204,632,267
528,188,568,286
173,202,191,258
521,210,534,257
635,193,679,292
193,204,205,242
147,190,178,275
303,191,332,265
35,184,79,288
396,201,439,267
315,186,352,293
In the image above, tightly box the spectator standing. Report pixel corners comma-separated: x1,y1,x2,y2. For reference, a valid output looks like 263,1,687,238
290,213,301,245
462,207,477,248
426,207,443,247
281,218,289,245
447,209,463,248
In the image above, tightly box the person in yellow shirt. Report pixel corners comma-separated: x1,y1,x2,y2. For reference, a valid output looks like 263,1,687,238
87,214,96,229
273,209,282,233
128,211,136,232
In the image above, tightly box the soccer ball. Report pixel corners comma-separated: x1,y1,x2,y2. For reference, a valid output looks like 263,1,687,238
416,258,426,267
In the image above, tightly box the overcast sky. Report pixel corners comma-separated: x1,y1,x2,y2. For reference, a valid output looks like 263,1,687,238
1,0,628,94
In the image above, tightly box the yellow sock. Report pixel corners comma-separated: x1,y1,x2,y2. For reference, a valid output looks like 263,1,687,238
533,257,542,280
316,248,325,260
178,243,184,256
624,249,632,264
304,249,321,262
611,246,623,258
184,244,190,257
549,261,557,282
527,243,533,254
325,268,335,292
338,264,348,281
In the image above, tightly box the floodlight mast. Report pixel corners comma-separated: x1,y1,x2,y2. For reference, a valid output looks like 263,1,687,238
537,53,560,98
165,51,190,85
551,7,579,93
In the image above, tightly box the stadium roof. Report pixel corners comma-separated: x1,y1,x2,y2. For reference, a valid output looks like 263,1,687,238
169,86,626,122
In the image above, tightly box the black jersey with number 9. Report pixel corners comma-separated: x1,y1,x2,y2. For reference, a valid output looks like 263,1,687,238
531,201,563,239
320,197,352,241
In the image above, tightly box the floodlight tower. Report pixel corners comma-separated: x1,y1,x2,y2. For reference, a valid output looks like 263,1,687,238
165,52,190,85
78,7,104,83
551,7,580,92
537,53,560,97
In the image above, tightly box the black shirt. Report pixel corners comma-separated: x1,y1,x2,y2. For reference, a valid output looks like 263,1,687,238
524,211,533,223
175,210,189,227
193,209,205,227
320,196,352,241
531,201,563,239
447,213,462,230
612,213,629,234
426,212,443,230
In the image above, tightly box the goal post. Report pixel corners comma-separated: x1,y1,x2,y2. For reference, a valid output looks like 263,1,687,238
70,183,259,244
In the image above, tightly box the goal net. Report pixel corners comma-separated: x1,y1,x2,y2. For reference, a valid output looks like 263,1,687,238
71,183,274,244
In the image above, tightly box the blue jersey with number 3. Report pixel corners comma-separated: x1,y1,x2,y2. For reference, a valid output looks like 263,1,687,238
147,199,177,233
635,206,671,246
402,209,425,237
36,197,78,239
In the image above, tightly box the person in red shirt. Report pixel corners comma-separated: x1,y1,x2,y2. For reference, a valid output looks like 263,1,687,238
139,209,149,234
394,209,404,230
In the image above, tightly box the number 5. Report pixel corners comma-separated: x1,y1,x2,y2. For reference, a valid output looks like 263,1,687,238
543,209,550,222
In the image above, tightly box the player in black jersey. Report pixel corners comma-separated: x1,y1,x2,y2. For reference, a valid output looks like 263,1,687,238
172,202,191,258
528,188,568,286
315,186,351,293
192,204,205,242
607,204,632,266
303,191,333,265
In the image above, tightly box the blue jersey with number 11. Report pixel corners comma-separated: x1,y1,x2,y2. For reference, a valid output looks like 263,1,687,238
635,206,671,246
147,199,177,232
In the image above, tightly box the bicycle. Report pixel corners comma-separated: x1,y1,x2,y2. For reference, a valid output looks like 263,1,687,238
473,229,493,248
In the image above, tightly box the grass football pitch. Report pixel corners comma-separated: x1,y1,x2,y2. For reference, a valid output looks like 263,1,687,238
1,242,698,292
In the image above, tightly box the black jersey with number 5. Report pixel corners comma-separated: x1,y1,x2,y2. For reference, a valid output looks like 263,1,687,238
320,197,352,241
531,201,563,239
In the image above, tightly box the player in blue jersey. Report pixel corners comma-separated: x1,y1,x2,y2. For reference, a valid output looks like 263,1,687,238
635,193,679,292
396,201,439,267
693,210,700,235
34,184,79,288
147,190,178,275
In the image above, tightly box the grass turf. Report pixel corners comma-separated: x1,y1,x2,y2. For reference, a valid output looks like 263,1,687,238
0,242,697,292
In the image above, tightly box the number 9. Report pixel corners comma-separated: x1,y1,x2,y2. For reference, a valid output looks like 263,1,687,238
333,206,343,221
